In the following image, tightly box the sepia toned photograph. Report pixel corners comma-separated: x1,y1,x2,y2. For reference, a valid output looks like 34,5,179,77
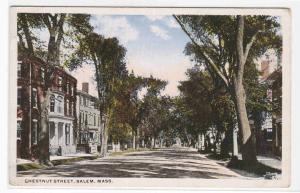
9,7,291,188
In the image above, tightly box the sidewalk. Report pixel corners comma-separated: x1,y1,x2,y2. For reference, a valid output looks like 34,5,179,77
237,154,281,170
17,152,99,171
17,152,96,164
50,152,97,161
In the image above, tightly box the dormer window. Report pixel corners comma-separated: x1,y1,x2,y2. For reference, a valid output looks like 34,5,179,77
50,95,55,112
58,76,62,91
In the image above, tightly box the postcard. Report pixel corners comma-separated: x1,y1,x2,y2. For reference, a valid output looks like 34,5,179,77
8,6,291,188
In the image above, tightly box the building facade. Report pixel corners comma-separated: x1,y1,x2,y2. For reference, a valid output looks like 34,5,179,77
17,55,77,159
258,60,282,156
76,83,102,154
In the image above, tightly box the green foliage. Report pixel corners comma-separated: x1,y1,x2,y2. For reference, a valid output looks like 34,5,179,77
108,73,148,142
138,78,169,140
17,13,93,65
177,15,282,131
177,65,236,143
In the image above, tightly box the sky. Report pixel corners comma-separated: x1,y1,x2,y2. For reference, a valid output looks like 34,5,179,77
70,15,192,97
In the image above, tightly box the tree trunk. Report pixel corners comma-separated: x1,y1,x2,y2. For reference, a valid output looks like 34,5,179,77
19,14,34,54
47,30,60,66
233,125,238,157
220,129,231,158
151,137,155,148
232,81,257,163
136,128,140,149
141,139,145,148
37,89,51,165
132,133,136,149
100,116,109,157
233,15,257,163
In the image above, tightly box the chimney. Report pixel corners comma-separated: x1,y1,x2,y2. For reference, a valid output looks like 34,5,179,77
82,82,89,94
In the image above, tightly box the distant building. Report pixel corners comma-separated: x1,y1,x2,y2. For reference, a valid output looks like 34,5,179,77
76,83,102,154
17,55,77,159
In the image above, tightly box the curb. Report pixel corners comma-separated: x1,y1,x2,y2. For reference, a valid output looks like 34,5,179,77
17,155,98,172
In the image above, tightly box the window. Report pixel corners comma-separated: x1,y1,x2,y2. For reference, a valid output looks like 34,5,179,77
65,124,70,145
85,113,88,125
57,96,63,114
17,87,22,106
70,102,74,116
83,97,86,106
90,101,94,108
50,95,55,112
32,120,38,145
17,61,22,78
265,128,273,142
32,88,37,108
89,113,92,125
58,76,62,91
94,114,96,126
80,96,82,105
89,132,93,141
41,67,45,83
17,120,22,139
71,86,74,96
66,82,69,94
66,99,69,116
49,122,55,140
80,112,83,124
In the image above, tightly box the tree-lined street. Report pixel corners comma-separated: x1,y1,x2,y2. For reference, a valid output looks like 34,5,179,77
18,147,246,178
16,13,282,178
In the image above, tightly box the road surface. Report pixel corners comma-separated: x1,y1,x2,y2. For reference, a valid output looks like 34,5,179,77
18,147,246,178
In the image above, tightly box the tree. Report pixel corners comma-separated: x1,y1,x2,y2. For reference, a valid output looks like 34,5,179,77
174,15,281,163
17,13,93,164
178,66,236,154
68,32,128,157
109,72,147,148
137,76,168,148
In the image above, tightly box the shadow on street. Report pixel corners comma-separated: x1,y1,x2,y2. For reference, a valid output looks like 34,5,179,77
17,148,244,179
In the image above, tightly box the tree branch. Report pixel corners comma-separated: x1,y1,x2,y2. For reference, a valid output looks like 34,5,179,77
173,15,229,87
41,14,52,30
243,30,260,64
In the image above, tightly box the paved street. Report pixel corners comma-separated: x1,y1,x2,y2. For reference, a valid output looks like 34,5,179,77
18,147,246,179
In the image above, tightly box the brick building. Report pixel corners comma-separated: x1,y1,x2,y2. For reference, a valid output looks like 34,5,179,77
17,55,77,159
257,60,282,156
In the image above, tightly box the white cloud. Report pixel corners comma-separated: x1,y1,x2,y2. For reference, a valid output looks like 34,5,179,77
145,15,166,21
91,15,139,44
166,17,180,28
149,25,170,40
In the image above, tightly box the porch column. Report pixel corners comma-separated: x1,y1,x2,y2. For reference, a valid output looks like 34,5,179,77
61,123,65,146
54,122,58,146
70,123,74,145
